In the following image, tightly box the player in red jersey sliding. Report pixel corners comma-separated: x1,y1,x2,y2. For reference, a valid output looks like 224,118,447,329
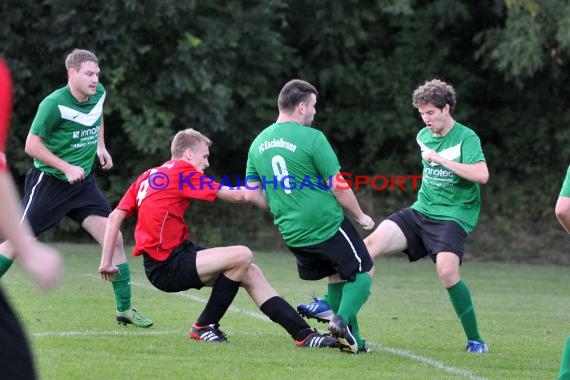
99,128,338,348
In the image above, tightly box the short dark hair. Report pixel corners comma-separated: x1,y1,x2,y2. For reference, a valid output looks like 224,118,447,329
412,79,456,113
65,49,98,71
277,79,318,113
171,128,212,158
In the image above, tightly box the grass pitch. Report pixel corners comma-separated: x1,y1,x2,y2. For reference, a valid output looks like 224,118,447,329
4,243,568,379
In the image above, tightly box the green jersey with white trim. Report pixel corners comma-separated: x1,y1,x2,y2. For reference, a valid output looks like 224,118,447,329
246,122,343,247
30,83,106,181
559,165,570,197
412,122,485,233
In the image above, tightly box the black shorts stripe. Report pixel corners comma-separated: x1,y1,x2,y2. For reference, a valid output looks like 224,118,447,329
287,216,373,281
338,226,363,272
20,169,45,224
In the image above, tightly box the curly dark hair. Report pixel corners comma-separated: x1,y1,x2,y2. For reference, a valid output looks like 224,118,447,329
412,79,456,113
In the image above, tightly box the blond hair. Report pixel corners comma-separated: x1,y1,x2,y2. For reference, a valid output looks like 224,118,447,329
171,128,212,158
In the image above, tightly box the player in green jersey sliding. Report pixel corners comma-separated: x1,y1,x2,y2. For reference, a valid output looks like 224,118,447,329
0,49,153,328
245,79,375,354
298,79,490,353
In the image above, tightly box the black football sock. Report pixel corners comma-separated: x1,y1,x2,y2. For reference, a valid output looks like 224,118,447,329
260,296,312,341
196,274,241,326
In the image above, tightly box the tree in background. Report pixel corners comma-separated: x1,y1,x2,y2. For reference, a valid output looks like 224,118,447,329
1,0,569,262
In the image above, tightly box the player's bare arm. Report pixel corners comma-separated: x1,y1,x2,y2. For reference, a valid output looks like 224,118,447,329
217,186,248,203
329,173,375,230
97,118,113,170
424,151,489,184
25,133,85,184
243,182,269,209
555,196,570,233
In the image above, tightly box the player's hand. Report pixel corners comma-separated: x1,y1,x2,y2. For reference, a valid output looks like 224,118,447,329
18,241,62,292
422,149,443,165
97,148,113,170
98,263,120,282
63,164,85,184
355,214,375,230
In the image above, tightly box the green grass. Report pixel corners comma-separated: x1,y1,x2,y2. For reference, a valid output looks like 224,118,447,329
4,243,568,379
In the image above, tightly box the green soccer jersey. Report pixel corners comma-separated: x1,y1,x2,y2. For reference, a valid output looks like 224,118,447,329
246,122,343,247
412,122,485,233
560,165,570,197
30,83,106,181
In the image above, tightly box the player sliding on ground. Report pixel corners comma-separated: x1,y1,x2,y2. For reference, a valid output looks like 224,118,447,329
99,128,338,349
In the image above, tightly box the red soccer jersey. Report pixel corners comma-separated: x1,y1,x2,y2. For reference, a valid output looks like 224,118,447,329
0,59,13,172
118,159,219,261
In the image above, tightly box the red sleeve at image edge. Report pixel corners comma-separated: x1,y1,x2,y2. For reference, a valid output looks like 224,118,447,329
0,59,14,171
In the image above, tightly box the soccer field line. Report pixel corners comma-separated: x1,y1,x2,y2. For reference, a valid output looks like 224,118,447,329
33,329,182,337
32,275,487,380
370,342,488,380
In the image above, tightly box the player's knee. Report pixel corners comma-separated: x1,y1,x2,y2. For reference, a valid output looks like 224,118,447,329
240,264,266,291
364,224,390,257
242,264,270,289
364,236,384,259
236,245,254,267
437,266,459,286
363,235,375,252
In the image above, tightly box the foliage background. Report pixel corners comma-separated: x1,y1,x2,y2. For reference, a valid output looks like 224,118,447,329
1,0,570,263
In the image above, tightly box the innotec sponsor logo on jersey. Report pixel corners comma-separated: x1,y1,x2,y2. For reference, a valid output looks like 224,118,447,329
423,167,454,188
72,126,100,139
71,125,100,149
